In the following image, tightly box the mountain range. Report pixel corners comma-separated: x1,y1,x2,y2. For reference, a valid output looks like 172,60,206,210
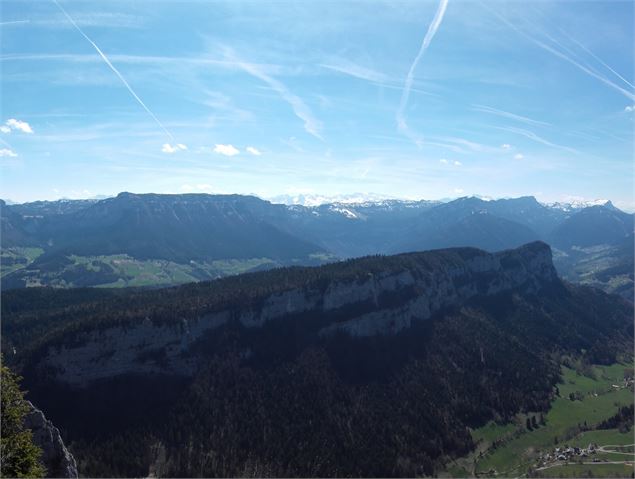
1,193,633,298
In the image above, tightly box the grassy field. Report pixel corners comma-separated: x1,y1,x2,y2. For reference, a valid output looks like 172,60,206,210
3,251,339,288
92,255,281,287
566,429,633,449
472,422,518,445
6,253,283,288
553,244,633,300
0,247,44,277
533,462,633,478
443,363,634,478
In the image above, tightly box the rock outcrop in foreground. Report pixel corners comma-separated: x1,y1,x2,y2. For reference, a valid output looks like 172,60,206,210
25,402,78,478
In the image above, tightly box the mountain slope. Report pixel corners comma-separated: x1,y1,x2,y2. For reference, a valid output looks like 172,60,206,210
44,193,325,262
553,232,634,301
2,193,326,263
1,194,333,288
0,200,41,248
2,194,633,296
549,204,634,249
3,242,632,477
278,199,440,257
392,198,542,253
482,196,566,236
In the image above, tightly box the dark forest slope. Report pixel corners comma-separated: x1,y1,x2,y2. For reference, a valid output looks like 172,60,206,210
2,242,632,477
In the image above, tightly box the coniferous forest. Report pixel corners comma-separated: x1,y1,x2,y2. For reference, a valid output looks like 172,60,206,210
2,246,632,477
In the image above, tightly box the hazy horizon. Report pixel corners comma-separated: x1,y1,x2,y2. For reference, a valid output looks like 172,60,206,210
2,189,631,212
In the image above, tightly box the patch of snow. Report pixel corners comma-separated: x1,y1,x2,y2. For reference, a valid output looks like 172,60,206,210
545,199,610,211
330,207,359,219
267,192,393,207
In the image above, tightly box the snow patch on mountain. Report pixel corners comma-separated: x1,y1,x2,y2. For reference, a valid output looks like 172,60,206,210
267,193,394,207
545,199,611,212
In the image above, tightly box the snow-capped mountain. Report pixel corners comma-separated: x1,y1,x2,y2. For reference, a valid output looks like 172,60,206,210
266,192,394,207
545,199,612,212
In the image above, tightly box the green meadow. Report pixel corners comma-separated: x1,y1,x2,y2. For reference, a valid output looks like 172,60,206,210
443,363,634,478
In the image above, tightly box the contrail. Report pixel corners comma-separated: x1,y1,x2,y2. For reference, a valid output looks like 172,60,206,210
0,20,30,26
483,4,635,102
396,0,449,145
0,137,14,149
472,104,551,127
221,46,323,140
494,125,578,154
51,0,174,140
525,9,634,90
557,28,634,90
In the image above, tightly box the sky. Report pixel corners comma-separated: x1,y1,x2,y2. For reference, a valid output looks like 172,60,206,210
1,0,634,209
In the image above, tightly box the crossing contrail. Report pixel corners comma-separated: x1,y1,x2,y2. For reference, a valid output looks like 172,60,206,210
396,0,449,146
51,0,174,140
557,27,635,90
483,3,635,102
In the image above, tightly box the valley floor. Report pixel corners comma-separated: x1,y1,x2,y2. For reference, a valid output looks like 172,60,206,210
442,363,635,478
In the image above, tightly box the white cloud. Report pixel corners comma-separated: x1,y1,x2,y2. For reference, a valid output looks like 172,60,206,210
162,143,187,154
453,188,464,194
246,146,262,156
453,160,462,166
181,183,214,193
213,144,240,156
626,105,635,112
223,48,323,140
5,118,33,133
0,148,18,157
514,153,524,160
0,126,10,134
439,158,448,164
203,90,254,121
501,143,511,149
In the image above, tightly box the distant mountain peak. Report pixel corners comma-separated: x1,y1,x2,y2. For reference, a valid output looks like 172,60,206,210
545,198,611,212
266,192,396,207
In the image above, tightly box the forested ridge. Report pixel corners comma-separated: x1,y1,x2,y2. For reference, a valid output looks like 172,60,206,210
1,243,632,477
1,244,507,359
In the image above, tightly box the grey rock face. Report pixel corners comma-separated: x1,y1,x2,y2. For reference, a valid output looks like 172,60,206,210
42,242,558,387
24,402,78,478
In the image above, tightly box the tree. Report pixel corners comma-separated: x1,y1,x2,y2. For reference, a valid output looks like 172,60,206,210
0,361,45,478
526,418,533,431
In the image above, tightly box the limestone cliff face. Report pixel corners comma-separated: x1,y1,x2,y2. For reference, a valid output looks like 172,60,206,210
25,402,78,478
42,242,557,387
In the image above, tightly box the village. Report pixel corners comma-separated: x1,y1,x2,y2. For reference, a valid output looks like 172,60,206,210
538,443,601,466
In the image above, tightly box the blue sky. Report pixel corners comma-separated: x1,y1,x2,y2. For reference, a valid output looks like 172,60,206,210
1,0,633,209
